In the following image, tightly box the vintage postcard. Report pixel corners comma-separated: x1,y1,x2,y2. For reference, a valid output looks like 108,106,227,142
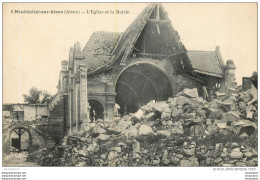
2,2,258,179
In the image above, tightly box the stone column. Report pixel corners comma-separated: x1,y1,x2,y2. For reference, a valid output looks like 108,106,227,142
68,79,73,135
106,102,115,123
75,80,80,132
220,60,237,93
79,65,90,131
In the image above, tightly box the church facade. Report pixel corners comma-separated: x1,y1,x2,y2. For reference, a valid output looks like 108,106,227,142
48,3,234,135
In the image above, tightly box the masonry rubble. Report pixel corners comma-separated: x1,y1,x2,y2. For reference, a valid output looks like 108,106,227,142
27,86,258,166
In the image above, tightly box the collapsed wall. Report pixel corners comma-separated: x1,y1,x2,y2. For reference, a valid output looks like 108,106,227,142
27,86,258,166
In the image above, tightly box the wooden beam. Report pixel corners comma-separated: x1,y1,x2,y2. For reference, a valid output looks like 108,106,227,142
167,51,186,58
13,129,19,136
135,53,167,57
147,19,169,23
156,4,160,20
20,129,26,136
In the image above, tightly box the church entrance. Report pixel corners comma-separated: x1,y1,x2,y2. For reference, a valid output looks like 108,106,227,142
115,63,172,116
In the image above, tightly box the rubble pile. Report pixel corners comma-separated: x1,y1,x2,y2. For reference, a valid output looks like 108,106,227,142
27,87,258,166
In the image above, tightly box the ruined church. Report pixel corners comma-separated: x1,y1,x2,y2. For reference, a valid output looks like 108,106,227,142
50,3,236,135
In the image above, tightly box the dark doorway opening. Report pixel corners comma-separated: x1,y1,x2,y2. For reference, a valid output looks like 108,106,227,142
115,63,172,116
10,128,30,152
89,100,104,122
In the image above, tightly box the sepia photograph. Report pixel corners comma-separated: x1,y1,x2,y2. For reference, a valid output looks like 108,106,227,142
1,1,258,177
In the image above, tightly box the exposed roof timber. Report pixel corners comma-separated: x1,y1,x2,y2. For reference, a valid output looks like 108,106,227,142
119,4,156,64
193,69,223,78
167,51,186,58
147,19,170,23
182,73,205,84
135,53,167,57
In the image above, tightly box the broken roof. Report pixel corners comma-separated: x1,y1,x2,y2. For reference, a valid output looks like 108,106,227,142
112,3,156,63
187,50,224,77
82,3,224,78
82,32,121,72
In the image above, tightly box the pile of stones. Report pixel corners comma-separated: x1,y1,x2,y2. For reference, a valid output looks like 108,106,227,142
27,86,258,166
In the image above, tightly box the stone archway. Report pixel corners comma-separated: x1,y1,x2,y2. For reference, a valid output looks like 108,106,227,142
9,127,32,152
3,125,55,155
88,99,105,122
115,62,172,115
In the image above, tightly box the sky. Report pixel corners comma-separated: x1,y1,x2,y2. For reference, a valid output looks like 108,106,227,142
3,3,257,103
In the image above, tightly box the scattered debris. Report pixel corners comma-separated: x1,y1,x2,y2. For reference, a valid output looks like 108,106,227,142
27,87,258,166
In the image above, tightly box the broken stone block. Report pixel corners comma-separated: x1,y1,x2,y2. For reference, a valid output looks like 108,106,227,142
216,122,227,129
230,151,243,159
190,124,205,136
215,91,227,101
170,155,180,164
132,141,140,154
246,85,257,105
138,125,153,136
206,119,212,125
246,111,253,119
246,160,256,166
167,120,173,126
239,132,248,138
116,119,132,132
78,150,88,157
183,147,195,156
219,102,236,112
143,112,156,121
238,101,247,111
93,125,106,134
214,158,222,164
193,117,202,123
171,109,183,117
161,108,171,119
175,96,189,105
228,88,239,97
170,125,184,134
133,153,141,160
168,97,177,106
221,151,229,158
189,97,206,108
183,88,199,98
97,134,110,141
206,124,219,134
111,147,121,153
151,101,169,112
108,151,117,161
124,126,139,138
135,109,145,120
223,96,237,104
152,159,160,165
180,157,199,166
161,120,167,126
162,150,170,165
223,111,240,122
100,153,107,159
156,130,171,138
231,120,257,136
236,162,245,166
243,151,253,158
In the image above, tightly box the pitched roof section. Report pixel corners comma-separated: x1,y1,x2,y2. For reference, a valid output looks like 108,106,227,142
112,3,156,63
187,50,224,77
82,32,121,72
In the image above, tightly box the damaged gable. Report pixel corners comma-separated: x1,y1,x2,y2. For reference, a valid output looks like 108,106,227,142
187,50,224,77
82,32,121,72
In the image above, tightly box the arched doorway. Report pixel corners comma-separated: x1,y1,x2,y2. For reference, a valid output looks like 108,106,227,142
115,63,172,116
10,128,31,152
89,99,104,122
